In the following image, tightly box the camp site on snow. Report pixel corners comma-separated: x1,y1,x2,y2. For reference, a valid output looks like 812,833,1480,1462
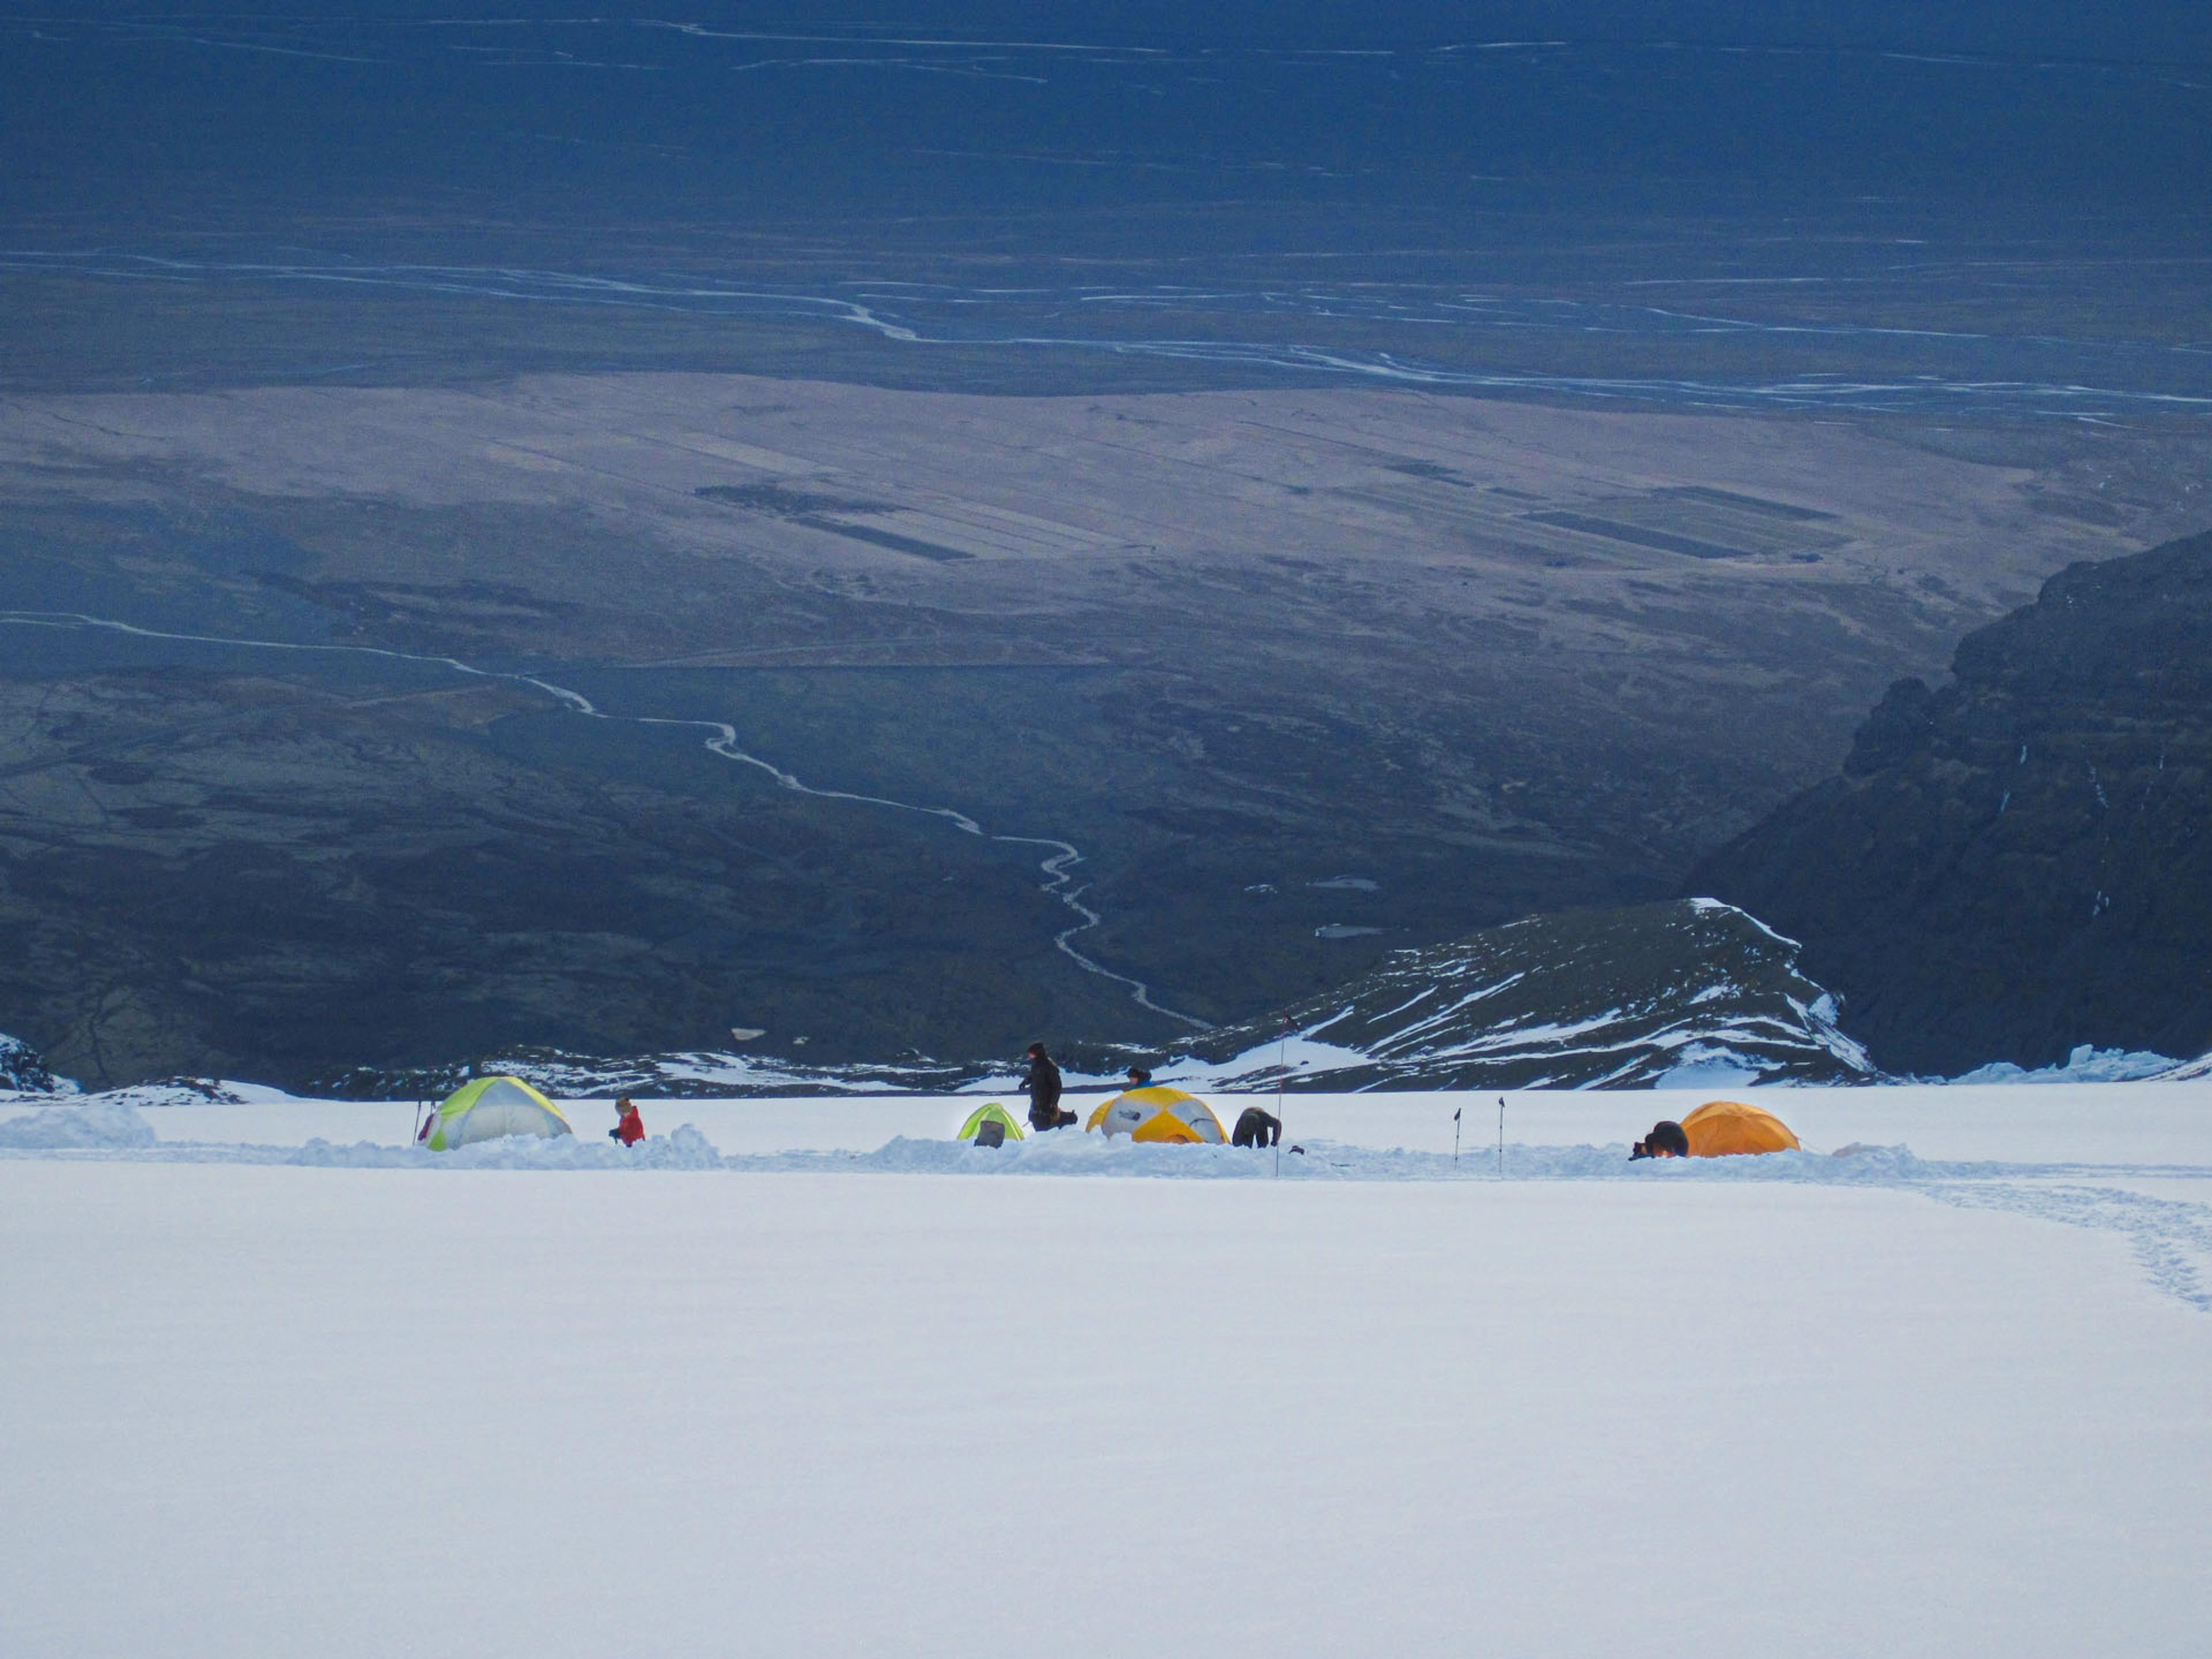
409,1068,1806,1165
952,1080,1800,1161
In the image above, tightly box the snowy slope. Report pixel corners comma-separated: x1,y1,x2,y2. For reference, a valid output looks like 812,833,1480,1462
2,1107,2208,1659
2152,1048,2212,1082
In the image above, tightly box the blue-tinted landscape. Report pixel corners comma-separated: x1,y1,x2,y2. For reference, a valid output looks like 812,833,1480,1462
2,2,2207,1083
7,2,2209,407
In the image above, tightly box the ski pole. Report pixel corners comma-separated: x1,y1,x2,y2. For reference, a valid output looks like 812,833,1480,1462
1453,1105,1461,1166
1497,1096,1506,1180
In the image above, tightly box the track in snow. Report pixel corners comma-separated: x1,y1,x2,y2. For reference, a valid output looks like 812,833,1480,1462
1925,1178,2212,1313
0,609,1210,1028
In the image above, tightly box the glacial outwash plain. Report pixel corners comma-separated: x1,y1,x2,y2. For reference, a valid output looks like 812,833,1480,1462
6,365,2206,1084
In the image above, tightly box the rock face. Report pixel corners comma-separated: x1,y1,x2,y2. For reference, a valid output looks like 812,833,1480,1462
1691,529,2212,1075
1187,899,1874,1090
0,1032,72,1094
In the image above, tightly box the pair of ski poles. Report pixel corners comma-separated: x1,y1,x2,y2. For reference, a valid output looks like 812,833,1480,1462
1452,1097,1507,1177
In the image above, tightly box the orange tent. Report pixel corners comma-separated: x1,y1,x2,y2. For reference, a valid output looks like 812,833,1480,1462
1680,1099,1800,1157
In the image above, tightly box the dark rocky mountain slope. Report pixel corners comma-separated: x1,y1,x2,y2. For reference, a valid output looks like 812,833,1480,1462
0,665,1150,1090
297,897,1873,1098
1184,899,1873,1090
1691,529,2212,1074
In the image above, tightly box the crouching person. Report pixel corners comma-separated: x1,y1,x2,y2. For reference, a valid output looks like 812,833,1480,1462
1630,1119,1688,1160
610,1096,645,1147
1232,1105,1281,1149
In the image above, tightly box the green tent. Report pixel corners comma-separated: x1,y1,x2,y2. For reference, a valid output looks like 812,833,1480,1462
956,1102,1025,1144
425,1075,574,1150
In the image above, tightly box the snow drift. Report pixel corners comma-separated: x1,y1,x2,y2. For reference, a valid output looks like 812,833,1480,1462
0,1097,156,1149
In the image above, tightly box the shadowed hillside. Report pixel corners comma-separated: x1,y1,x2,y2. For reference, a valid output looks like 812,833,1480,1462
1692,529,2212,1074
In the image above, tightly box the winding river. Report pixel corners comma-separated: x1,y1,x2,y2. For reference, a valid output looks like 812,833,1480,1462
0,609,1210,1029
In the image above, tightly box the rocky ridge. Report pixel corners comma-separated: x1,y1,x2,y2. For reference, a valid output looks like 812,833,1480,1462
1692,529,2212,1074
0,1032,72,1094
293,899,1876,1097
1183,899,1874,1090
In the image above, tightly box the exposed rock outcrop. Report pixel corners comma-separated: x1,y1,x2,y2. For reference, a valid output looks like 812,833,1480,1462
1184,898,1873,1090
309,899,1870,1097
1691,529,2212,1074
0,1032,74,1095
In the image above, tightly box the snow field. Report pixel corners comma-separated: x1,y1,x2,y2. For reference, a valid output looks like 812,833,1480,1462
3,1082,2208,1655
10,1079,2210,1164
3,1154,2210,1659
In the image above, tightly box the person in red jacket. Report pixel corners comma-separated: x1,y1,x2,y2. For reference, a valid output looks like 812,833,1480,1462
611,1096,646,1147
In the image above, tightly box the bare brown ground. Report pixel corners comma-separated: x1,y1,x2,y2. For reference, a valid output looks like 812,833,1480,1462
0,371,2176,674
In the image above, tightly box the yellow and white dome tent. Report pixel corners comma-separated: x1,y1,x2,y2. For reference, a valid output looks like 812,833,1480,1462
425,1075,574,1150
1085,1085,1227,1144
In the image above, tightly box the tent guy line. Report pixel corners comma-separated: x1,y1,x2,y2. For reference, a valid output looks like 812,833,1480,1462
0,609,1211,1028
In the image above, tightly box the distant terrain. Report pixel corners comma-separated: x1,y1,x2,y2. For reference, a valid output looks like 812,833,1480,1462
2,4,2206,1085
74,897,1851,1101
1695,529,2212,1074
3,370,2199,1085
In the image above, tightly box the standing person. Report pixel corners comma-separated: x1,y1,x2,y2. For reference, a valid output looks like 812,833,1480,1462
1021,1043,1068,1132
611,1096,646,1147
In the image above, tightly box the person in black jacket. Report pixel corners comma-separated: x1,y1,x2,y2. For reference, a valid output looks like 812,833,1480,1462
1232,1105,1281,1148
1021,1043,1072,1131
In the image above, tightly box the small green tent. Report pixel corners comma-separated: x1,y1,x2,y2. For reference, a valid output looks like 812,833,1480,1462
426,1076,574,1150
956,1102,1025,1144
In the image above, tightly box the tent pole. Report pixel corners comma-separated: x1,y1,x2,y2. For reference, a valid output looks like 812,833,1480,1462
1274,1014,1289,1177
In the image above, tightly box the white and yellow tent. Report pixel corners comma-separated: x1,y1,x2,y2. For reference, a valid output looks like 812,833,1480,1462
1085,1085,1227,1144
425,1075,573,1150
